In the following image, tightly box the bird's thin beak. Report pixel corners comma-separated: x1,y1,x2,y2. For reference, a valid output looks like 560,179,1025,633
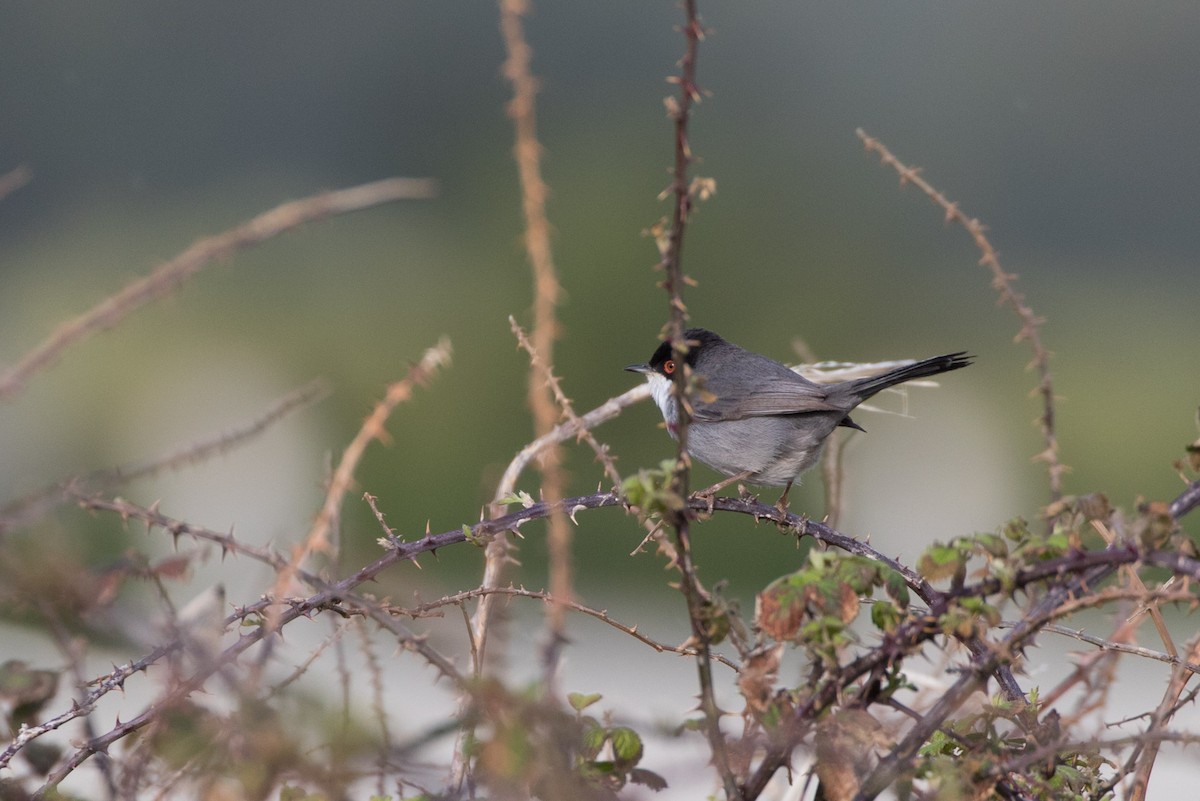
625,363,652,375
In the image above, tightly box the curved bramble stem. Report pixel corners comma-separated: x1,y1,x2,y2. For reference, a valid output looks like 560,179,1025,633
856,129,1065,510
0,177,436,402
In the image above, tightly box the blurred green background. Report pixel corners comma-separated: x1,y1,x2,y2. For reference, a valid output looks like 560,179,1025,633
2,1,1198,608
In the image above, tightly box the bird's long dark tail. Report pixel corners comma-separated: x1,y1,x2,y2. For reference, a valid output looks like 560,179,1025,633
849,352,972,400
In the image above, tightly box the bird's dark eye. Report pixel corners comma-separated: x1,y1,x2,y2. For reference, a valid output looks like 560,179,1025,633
662,359,676,376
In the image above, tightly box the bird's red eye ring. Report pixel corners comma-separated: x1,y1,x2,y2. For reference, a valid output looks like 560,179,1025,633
663,359,676,375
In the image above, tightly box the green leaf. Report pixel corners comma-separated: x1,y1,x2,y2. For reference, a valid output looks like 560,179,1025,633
495,490,535,508
760,702,782,729
975,532,1008,559
1003,517,1032,542
580,724,607,759
610,726,644,766
1045,530,1070,555
919,729,956,758
585,760,617,776
918,544,965,582
462,524,494,546
699,600,731,644
568,691,603,712
883,569,911,605
870,600,903,632
1053,764,1084,788
621,460,685,515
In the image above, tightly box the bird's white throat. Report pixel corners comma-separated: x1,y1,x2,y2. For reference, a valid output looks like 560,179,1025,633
644,373,678,430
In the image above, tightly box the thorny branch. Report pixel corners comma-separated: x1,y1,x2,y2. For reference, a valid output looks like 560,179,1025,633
653,3,743,799
9,474,1200,794
392,585,740,670
0,378,329,536
1127,634,1200,800
270,337,451,629
496,0,572,692
0,176,436,402
856,129,1065,508
510,317,624,491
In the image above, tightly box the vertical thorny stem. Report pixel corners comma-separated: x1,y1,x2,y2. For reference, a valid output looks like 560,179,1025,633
660,3,741,798
855,129,1065,511
455,2,567,790
495,0,571,689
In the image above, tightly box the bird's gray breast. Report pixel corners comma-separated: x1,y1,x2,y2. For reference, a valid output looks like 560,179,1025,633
687,414,838,486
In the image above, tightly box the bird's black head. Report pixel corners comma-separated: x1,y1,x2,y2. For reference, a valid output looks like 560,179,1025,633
625,328,726,377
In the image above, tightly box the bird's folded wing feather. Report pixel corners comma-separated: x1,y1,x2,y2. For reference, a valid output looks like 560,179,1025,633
692,371,842,422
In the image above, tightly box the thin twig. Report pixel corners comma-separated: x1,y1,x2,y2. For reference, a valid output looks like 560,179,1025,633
15,488,1200,788
508,318,573,686
1093,518,1176,658
1019,621,1200,675
71,492,312,578
269,338,451,628
392,584,740,670
354,618,393,797
0,176,436,401
494,384,651,500
263,617,354,700
38,604,118,801
655,5,740,798
509,318,623,491
0,378,329,535
856,129,1065,507
1129,635,1200,801
482,0,571,698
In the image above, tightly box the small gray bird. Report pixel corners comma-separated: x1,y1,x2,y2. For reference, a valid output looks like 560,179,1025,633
626,328,971,510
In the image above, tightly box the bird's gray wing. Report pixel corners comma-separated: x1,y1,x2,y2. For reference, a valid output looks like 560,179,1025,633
691,360,844,422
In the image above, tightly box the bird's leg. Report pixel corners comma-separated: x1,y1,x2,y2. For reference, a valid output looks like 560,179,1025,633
693,470,754,513
774,480,795,516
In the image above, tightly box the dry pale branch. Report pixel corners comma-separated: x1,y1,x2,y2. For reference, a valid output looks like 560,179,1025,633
271,337,451,626
495,0,571,692
494,384,652,501
0,378,328,535
1129,635,1200,801
509,317,623,490
1026,621,1200,675
37,603,118,798
353,619,392,797
394,584,739,670
856,129,1065,506
72,494,309,580
0,176,436,401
